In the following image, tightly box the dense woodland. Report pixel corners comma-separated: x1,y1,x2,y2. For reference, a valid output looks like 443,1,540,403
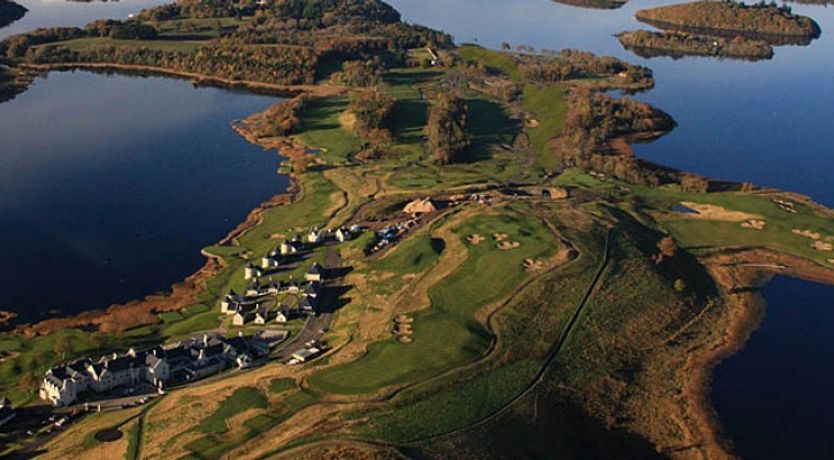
0,0,452,85
619,30,774,60
428,91,471,165
241,94,309,138
636,1,821,40
518,49,653,86
551,91,679,186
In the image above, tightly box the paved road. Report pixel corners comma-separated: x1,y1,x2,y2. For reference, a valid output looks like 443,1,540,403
274,244,343,361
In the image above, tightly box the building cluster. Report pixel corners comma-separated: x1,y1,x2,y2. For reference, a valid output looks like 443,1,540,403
245,226,359,280
40,333,269,407
225,262,326,326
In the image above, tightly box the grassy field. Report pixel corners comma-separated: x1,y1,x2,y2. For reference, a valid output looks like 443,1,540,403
295,97,360,164
522,84,568,170
44,37,200,53
457,45,523,83
308,211,557,395
196,386,268,434
369,232,444,295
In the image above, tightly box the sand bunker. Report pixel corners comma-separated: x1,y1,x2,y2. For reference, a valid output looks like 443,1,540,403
467,234,484,245
828,259,834,265
397,335,413,344
813,241,833,252
497,241,521,250
741,220,766,230
523,258,546,272
793,229,821,240
679,201,760,222
493,233,508,242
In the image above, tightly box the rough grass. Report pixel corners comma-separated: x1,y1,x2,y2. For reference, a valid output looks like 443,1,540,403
308,211,557,394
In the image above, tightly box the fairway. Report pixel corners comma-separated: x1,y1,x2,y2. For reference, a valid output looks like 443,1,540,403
308,211,557,394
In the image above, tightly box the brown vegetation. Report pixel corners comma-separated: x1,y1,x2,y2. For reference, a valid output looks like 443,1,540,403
619,30,774,61
636,1,821,44
427,91,471,165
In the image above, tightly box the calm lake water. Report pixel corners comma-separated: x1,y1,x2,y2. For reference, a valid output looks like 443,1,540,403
2,0,834,455
711,276,834,459
0,71,284,322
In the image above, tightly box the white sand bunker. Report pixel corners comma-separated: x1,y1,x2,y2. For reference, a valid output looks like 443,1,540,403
828,259,834,265
523,258,546,272
493,233,508,242
679,201,760,222
813,241,833,252
497,241,521,250
467,234,484,245
793,229,821,240
741,220,766,230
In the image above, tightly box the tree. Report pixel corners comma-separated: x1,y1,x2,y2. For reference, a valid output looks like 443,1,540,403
501,42,511,51
427,92,470,165
674,279,687,292
681,174,709,193
349,88,395,135
656,236,678,264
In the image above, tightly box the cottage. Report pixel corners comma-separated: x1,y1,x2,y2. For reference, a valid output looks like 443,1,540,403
220,290,242,315
244,263,263,280
305,263,324,282
403,197,437,216
232,311,253,327
303,282,319,298
275,309,288,324
335,227,352,242
279,239,303,256
261,254,280,269
307,227,324,244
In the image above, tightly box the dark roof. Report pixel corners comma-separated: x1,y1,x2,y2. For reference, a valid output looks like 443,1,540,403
307,263,323,275
0,406,15,421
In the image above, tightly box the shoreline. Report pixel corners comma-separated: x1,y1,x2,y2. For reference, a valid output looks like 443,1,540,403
19,62,348,98
682,249,834,458
634,15,819,46
16,96,313,337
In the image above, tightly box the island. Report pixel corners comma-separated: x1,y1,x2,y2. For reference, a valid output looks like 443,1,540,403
636,0,822,45
552,0,628,10
0,0,26,30
1,1,834,459
618,29,774,61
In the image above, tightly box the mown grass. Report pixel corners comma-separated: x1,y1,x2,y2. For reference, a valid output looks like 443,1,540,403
457,45,523,83
195,387,268,434
45,37,200,53
522,84,568,170
295,97,360,164
360,359,539,442
269,377,297,394
308,211,557,394
370,232,445,295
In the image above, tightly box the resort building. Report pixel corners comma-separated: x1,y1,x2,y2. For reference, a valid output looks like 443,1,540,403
40,333,269,407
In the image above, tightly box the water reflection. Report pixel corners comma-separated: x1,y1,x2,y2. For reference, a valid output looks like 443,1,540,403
0,71,284,321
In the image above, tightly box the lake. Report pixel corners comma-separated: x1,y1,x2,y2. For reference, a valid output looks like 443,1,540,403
711,276,834,459
0,70,284,322
2,0,834,455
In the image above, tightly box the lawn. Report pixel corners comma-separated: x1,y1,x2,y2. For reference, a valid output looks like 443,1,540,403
370,232,445,294
307,211,557,394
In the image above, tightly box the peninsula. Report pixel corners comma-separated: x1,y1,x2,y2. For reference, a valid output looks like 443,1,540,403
1,1,834,459
636,0,822,45
0,0,25,30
